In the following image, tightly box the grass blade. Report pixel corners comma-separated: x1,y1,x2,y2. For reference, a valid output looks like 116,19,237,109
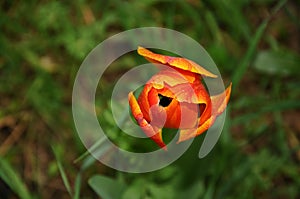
232,0,287,89
52,147,73,197
73,173,82,199
0,157,32,199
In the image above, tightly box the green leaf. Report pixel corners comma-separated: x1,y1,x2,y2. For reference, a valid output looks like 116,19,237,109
253,50,300,76
232,0,287,88
0,157,32,199
232,19,268,87
122,178,147,199
73,173,82,199
178,180,204,199
89,175,127,199
52,146,73,197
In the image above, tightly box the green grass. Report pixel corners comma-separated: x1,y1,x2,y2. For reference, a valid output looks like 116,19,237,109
1,0,300,198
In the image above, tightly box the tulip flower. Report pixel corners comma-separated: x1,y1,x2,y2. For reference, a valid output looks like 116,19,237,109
128,47,232,149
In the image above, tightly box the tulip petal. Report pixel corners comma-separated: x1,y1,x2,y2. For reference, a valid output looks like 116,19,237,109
138,46,218,78
149,70,191,89
168,102,199,129
149,104,167,128
129,47,232,149
147,70,210,104
178,117,213,142
178,83,232,142
211,82,232,115
128,92,166,149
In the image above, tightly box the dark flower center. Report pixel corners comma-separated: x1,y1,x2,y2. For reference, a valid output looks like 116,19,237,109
198,104,206,117
158,94,173,107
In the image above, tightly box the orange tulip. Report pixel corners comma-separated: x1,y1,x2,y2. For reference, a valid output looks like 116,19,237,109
128,47,232,149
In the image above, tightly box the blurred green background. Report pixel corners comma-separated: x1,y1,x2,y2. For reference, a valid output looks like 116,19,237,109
1,0,300,198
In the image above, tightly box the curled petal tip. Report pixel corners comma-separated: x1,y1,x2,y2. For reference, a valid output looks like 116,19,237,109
137,46,145,54
150,129,167,150
138,46,217,78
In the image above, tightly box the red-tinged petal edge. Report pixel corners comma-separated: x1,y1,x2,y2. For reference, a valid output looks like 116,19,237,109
178,83,232,142
137,46,218,78
128,92,167,149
